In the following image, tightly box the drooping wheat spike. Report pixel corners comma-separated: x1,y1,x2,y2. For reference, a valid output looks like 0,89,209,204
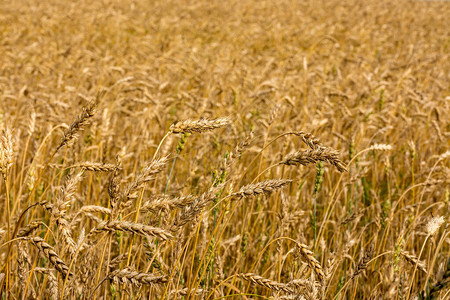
281,147,347,173
17,221,42,238
77,162,118,172
0,127,14,178
57,101,97,151
169,117,230,134
108,268,169,286
351,243,374,279
93,220,174,241
230,179,292,200
29,237,72,279
295,243,325,282
237,273,294,294
125,156,168,200
401,251,427,274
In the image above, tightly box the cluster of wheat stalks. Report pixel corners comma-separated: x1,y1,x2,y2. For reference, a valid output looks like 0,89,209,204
0,0,449,299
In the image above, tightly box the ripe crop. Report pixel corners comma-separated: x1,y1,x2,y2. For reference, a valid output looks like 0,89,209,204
0,0,448,299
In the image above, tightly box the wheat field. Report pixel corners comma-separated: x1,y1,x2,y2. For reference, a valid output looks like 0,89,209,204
0,0,449,299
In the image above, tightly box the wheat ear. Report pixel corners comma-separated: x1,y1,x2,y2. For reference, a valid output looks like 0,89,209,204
29,237,72,279
237,273,294,293
281,147,347,172
230,179,292,200
93,220,173,241
108,268,168,286
169,117,230,134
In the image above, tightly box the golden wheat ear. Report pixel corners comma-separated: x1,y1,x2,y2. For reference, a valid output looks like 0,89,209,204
169,117,230,134
57,101,97,151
